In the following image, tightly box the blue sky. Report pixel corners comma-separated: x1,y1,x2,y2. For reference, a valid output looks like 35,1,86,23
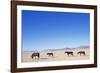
22,10,90,51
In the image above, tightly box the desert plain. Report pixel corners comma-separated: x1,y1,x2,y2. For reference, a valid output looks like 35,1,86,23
22,48,90,62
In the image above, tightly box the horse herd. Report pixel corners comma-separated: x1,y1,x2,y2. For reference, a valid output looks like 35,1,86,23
31,51,86,59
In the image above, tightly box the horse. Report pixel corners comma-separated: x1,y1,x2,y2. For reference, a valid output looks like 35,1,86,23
31,52,40,59
47,53,53,57
65,51,73,56
77,51,85,56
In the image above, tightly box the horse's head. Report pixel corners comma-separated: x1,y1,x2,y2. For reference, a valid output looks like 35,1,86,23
65,51,67,53
31,54,33,59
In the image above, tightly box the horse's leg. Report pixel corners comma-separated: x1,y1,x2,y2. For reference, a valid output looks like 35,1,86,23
35,56,38,61
52,54,53,57
52,54,54,58
36,56,38,60
34,56,36,59
36,56,38,59
68,54,69,56
38,55,40,59
79,53,81,56
72,53,73,56
70,54,72,56
33,56,35,59
84,52,85,56
80,53,82,56
67,53,68,56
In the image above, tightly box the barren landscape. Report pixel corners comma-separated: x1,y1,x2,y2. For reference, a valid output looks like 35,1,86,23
22,47,90,62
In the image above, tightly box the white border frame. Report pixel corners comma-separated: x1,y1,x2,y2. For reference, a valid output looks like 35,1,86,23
17,5,94,68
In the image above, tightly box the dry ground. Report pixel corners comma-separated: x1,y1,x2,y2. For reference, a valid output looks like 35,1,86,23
22,49,90,62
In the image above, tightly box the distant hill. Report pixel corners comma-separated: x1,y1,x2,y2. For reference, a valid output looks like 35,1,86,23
42,48,70,52
77,45,90,49
23,45,90,52
42,45,90,52
42,48,75,52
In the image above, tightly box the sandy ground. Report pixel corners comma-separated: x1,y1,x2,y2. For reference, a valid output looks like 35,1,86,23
22,49,90,62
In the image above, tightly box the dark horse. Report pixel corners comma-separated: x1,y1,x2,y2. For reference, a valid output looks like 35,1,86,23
31,52,40,59
47,53,53,57
65,51,73,56
77,51,85,56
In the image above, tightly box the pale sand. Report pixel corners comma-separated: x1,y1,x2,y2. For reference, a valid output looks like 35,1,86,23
22,49,90,62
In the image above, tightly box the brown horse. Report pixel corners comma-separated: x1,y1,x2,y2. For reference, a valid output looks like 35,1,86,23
65,51,73,56
77,51,85,56
47,53,53,57
31,52,40,59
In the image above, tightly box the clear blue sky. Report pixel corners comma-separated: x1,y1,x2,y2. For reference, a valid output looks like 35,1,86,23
22,10,90,51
